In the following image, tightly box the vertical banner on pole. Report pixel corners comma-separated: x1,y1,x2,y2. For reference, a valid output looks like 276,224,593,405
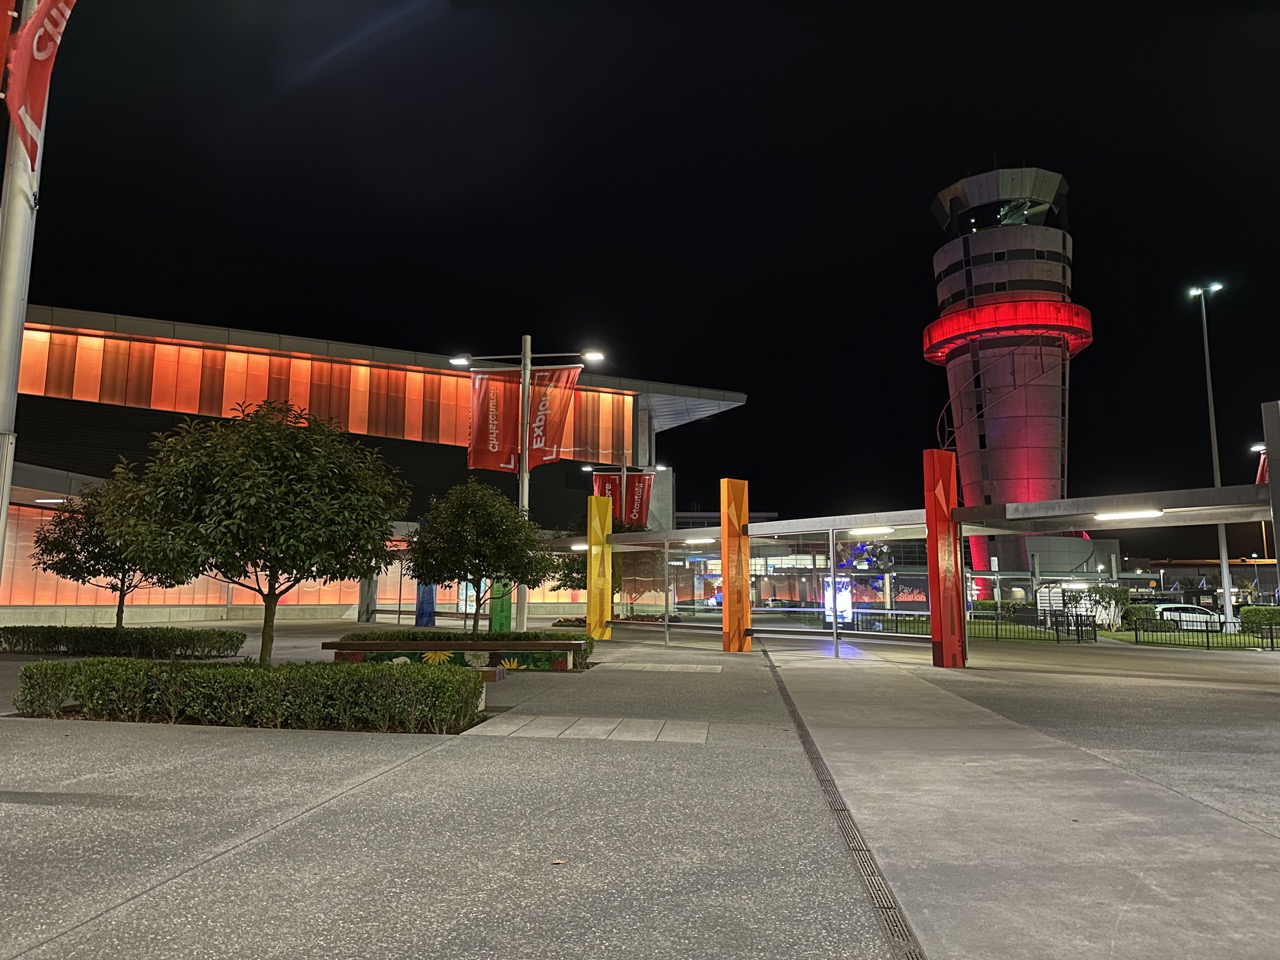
924,449,966,668
489,581,512,632
586,495,612,640
720,477,750,652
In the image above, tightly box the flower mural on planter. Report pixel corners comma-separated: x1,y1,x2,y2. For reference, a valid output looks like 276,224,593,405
422,651,454,665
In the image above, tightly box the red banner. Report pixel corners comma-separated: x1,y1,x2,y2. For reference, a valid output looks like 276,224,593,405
623,471,653,526
5,0,78,172
591,471,654,527
467,365,581,474
467,370,521,472
526,365,580,468
592,473,622,513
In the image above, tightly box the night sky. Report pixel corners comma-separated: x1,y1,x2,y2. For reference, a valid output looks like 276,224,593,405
17,2,1280,559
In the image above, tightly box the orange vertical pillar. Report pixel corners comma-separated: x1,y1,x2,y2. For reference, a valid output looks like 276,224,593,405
924,450,967,668
720,477,751,652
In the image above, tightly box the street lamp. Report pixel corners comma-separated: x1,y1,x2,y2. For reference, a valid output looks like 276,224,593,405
1252,552,1259,593
1251,442,1270,561
1190,282,1234,627
450,336,605,631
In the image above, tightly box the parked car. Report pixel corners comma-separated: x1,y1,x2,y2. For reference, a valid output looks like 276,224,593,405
1153,603,1241,631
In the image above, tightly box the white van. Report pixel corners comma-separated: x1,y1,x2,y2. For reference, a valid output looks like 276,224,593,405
1153,603,1241,632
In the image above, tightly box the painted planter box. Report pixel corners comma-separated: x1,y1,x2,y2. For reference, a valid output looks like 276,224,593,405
334,649,573,671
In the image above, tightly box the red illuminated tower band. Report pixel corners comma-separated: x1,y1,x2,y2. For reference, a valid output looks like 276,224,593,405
923,168,1093,585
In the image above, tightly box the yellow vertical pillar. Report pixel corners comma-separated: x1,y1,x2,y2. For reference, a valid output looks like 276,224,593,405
586,495,613,640
720,477,751,652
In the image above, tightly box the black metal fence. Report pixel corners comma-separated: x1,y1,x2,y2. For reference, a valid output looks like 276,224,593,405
966,610,1097,643
1133,618,1280,650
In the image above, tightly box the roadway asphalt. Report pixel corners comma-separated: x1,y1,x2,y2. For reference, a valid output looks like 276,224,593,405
2,619,1278,959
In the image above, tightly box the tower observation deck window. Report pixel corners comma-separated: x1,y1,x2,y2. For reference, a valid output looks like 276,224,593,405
959,199,1063,231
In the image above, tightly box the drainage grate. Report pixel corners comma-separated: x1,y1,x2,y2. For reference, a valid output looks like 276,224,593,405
762,646,929,960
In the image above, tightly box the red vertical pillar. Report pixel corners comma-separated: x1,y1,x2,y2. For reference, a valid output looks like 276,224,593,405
924,450,967,668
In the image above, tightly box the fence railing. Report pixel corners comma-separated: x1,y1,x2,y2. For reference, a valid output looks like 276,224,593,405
964,610,1096,643
1134,618,1280,650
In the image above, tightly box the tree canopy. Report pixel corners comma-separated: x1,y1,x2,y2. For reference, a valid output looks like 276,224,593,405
402,478,558,634
103,400,411,664
30,474,188,628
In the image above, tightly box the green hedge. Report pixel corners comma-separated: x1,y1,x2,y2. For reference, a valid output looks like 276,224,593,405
0,625,246,659
337,629,596,670
15,658,483,733
1123,604,1156,629
1240,605,1280,635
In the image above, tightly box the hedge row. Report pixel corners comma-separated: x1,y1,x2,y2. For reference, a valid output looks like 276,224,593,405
338,629,595,670
14,658,482,734
0,625,246,660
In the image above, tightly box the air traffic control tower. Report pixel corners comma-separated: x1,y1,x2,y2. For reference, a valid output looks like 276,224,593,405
923,167,1093,583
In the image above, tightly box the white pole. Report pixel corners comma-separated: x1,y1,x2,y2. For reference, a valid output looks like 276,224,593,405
515,334,532,632
0,0,44,586
1197,288,1235,627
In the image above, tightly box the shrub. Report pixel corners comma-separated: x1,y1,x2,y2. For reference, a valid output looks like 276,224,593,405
0,626,245,659
1123,604,1156,629
73,658,151,722
13,660,78,718
1240,605,1280,636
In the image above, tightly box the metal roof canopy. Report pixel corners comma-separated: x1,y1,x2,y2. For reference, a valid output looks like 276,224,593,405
596,484,1274,547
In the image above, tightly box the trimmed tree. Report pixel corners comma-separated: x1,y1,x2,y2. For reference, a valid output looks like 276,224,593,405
549,517,647,598
402,477,558,634
104,401,411,665
30,475,190,629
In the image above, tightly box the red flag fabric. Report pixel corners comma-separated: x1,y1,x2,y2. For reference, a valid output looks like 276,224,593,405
592,473,623,519
1258,452,1269,486
591,471,654,526
622,471,653,526
467,370,522,473
5,0,78,172
526,365,580,468
467,364,581,474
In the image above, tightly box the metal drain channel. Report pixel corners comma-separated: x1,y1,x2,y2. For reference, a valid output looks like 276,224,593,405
761,646,928,960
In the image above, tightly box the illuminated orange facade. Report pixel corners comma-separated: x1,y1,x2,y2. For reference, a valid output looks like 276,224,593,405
17,325,633,466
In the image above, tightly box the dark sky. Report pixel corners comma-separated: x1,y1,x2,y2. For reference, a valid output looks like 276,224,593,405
19,1,1280,559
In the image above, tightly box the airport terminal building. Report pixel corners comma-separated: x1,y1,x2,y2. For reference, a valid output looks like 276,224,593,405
2,304,745,621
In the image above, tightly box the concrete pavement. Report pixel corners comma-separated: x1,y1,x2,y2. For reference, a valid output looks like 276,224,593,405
2,620,1278,958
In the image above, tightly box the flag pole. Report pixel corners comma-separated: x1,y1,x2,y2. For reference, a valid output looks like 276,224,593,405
0,0,42,583
0,0,78,584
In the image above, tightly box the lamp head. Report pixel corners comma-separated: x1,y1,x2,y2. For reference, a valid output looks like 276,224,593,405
581,349,604,363
448,353,472,366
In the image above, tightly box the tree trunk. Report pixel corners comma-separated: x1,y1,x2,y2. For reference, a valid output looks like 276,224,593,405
260,590,278,666
115,587,126,630
471,581,481,635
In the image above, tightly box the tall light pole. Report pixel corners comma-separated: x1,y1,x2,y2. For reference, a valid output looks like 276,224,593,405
1191,282,1234,627
1251,442,1269,562
451,338,604,631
